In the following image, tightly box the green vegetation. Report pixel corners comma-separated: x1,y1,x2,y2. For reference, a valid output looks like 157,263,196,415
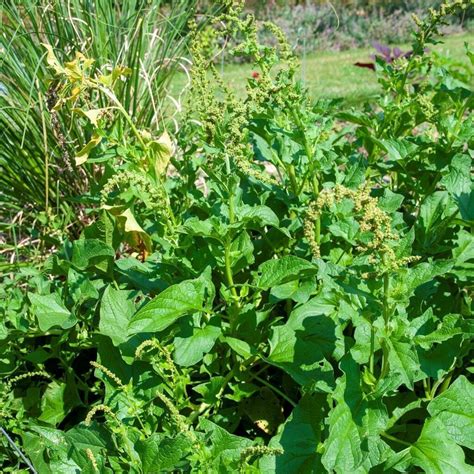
0,0,473,472
171,32,473,102
0,0,212,260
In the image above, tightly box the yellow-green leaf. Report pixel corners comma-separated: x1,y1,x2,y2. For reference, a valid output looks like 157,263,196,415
104,206,152,253
72,108,104,127
42,43,64,75
149,130,174,175
75,133,102,165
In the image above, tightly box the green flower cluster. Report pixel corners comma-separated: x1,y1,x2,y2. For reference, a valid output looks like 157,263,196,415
186,0,299,183
305,184,420,272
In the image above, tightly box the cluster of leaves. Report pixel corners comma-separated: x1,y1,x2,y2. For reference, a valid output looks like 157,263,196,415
0,0,473,472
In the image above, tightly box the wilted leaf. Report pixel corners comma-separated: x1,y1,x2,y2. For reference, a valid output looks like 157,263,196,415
75,133,102,165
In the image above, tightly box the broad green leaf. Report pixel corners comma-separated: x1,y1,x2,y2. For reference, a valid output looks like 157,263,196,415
267,293,338,386
359,401,391,472
254,256,317,290
416,191,457,252
199,419,252,469
328,218,359,243
224,337,254,359
395,226,415,259
453,229,474,264
260,393,326,473
48,457,82,474
321,383,365,472
68,268,99,305
0,322,7,340
174,323,221,367
182,217,223,241
99,286,136,346
71,238,115,271
342,156,367,188
385,335,420,390
441,154,472,194
65,422,115,452
427,376,474,449
136,433,192,473
392,260,452,303
128,273,214,335
39,381,67,426
410,418,474,473
29,292,77,332
456,190,474,223
57,446,107,474
418,335,463,380
414,314,462,348
374,137,417,162
23,426,72,474
237,205,280,229
378,189,404,212
193,376,226,404
270,279,314,304
268,308,336,385
230,231,254,273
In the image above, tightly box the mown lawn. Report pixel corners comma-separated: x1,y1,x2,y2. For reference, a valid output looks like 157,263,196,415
171,32,473,104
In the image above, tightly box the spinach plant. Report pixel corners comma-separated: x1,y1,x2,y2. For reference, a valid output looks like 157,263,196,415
0,1,473,472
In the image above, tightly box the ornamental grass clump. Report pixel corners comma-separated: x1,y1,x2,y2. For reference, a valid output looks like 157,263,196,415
0,0,210,261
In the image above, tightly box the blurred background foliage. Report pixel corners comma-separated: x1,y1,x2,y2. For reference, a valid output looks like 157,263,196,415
240,0,473,54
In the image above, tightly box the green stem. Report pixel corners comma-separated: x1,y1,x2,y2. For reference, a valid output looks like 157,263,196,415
224,238,239,303
423,378,432,400
378,344,390,381
99,86,146,149
287,164,298,195
377,270,391,382
438,372,453,394
312,175,321,245
253,375,297,408
369,322,375,375
381,432,411,447
225,179,240,320
383,271,390,325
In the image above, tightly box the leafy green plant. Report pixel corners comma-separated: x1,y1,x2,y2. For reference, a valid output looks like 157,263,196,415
0,0,473,472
